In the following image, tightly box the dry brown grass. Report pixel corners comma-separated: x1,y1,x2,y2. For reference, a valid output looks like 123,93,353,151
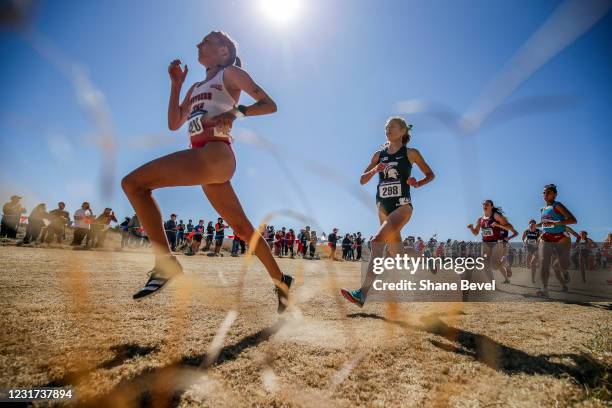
0,245,610,407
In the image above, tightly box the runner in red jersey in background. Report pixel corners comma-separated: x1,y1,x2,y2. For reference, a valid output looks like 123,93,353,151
468,200,511,283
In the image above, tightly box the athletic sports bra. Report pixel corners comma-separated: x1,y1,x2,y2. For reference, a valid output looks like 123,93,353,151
187,68,237,146
480,215,501,242
540,201,566,234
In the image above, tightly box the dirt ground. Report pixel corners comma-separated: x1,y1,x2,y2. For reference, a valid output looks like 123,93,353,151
0,245,610,407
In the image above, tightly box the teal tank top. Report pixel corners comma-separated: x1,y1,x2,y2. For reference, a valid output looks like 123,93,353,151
540,201,566,234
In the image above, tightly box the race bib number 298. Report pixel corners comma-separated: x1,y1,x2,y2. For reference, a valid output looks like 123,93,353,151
379,182,401,198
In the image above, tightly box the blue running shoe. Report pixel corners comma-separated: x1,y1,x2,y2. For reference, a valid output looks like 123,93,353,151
340,288,364,307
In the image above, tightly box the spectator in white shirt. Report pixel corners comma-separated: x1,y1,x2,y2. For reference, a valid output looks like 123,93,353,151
71,202,93,247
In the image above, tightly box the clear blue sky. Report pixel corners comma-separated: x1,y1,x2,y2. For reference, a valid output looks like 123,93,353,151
1,0,611,240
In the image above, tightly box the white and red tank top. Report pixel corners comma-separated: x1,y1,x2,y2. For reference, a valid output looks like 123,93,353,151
187,68,237,147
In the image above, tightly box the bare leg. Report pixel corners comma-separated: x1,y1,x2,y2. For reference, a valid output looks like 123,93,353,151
553,261,565,286
481,244,495,282
377,208,403,257
530,254,537,283
488,244,506,282
361,205,413,300
202,182,283,283
122,143,235,265
499,262,510,281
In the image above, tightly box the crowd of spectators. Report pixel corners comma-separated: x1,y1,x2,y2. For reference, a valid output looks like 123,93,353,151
3,195,610,271
1,196,117,248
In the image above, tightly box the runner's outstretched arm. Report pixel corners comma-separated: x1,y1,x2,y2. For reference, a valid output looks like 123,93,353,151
167,59,194,130
360,152,382,185
222,66,277,117
407,148,435,188
554,203,577,226
468,219,481,235
505,224,519,240
565,226,580,240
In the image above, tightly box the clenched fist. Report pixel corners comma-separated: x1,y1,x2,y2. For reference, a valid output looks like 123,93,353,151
168,59,188,86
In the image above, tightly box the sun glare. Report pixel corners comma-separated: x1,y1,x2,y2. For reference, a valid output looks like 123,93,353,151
259,0,301,24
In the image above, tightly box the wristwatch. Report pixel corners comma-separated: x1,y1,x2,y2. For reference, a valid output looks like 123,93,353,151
233,105,247,119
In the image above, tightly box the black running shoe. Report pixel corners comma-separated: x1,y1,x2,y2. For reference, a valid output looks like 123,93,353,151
275,274,294,314
133,256,183,300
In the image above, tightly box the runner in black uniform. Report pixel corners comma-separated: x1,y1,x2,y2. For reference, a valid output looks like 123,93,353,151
376,144,413,215
341,117,435,307
522,220,541,283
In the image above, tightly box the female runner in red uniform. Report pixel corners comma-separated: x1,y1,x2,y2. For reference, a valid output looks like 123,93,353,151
467,200,512,282
122,31,293,312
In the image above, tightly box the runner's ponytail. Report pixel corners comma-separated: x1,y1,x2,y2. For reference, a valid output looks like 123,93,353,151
210,30,240,68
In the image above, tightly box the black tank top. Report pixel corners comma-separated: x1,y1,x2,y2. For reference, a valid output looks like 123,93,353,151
579,238,592,251
376,145,412,201
525,229,540,245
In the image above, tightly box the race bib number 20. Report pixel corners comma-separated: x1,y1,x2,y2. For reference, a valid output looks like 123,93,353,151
188,111,229,138
188,111,207,137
